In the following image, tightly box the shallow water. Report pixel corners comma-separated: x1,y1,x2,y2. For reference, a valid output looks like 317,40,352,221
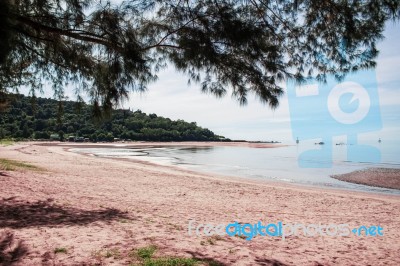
70,141,400,195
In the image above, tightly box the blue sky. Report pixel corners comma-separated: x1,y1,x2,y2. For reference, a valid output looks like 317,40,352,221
21,21,400,144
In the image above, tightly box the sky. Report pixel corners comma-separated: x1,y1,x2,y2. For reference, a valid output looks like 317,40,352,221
124,22,400,143
21,21,400,144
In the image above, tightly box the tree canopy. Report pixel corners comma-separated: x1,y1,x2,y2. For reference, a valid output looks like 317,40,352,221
0,0,399,112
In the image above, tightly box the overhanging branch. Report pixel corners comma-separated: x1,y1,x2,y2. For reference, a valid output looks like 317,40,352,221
14,15,124,53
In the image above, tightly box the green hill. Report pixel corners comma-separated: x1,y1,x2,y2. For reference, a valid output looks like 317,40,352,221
0,94,228,142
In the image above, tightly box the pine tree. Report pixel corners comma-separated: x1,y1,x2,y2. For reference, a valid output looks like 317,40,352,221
0,0,399,113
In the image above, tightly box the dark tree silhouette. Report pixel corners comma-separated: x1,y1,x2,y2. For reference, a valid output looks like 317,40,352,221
0,0,399,112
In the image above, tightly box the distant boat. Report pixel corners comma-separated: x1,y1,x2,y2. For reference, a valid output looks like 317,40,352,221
378,138,382,143
315,142,325,145
296,137,299,144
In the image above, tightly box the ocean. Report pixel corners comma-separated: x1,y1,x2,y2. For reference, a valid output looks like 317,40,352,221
70,140,400,195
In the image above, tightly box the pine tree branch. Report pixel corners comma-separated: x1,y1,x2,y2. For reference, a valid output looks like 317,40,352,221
14,15,124,52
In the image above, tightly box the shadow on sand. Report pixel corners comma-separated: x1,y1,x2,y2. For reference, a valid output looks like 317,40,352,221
0,231,28,266
0,197,132,229
186,250,291,266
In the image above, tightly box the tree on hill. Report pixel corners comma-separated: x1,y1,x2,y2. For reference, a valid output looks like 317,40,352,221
0,94,227,142
0,0,399,113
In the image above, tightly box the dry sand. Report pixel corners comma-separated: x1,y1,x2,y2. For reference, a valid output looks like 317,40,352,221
1,142,400,265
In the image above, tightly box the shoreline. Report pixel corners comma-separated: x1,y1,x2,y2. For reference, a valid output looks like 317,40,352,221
28,141,400,198
69,146,400,198
40,140,288,149
1,142,400,265
61,141,400,195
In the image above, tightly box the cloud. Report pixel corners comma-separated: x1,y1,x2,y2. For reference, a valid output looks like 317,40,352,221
126,21,399,142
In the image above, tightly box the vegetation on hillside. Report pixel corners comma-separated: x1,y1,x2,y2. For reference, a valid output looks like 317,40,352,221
0,94,228,142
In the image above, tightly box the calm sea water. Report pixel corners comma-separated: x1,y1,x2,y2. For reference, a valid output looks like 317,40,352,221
71,141,400,195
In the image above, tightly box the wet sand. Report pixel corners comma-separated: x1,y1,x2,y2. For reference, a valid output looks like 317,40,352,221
332,168,400,190
0,142,399,265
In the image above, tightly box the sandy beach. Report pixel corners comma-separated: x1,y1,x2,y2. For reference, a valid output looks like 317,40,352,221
1,142,400,265
332,168,400,190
